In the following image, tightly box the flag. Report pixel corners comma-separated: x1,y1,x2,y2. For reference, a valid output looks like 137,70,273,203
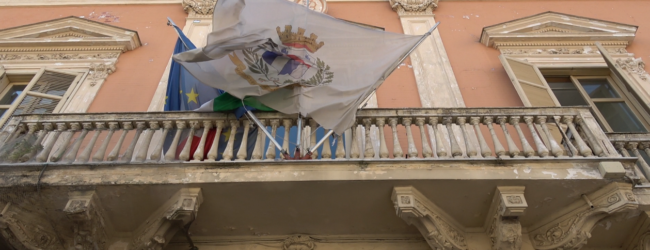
173,0,421,135
165,22,259,160
164,24,223,111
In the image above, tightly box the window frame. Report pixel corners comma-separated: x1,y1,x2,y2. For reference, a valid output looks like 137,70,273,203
0,67,83,127
545,73,650,132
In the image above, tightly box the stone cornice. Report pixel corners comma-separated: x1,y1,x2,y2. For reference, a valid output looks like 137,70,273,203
0,16,141,52
480,12,637,49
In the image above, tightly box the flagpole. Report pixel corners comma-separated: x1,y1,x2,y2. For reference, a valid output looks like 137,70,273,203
358,21,440,109
167,17,192,50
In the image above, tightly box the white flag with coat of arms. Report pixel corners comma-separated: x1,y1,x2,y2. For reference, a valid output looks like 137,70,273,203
174,0,422,134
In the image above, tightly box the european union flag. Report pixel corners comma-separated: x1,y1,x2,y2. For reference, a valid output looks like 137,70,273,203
164,23,223,111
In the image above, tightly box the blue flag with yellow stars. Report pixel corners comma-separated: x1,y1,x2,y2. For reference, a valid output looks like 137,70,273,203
164,24,223,111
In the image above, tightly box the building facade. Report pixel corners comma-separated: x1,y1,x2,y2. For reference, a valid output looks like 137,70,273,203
0,0,649,249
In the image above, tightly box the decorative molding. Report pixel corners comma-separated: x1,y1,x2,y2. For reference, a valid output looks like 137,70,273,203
616,57,648,81
501,47,628,56
485,187,527,250
182,0,216,15
529,183,638,250
392,186,467,250
88,63,116,86
0,16,141,52
130,188,203,250
0,202,64,250
480,12,637,49
282,235,316,250
389,0,437,16
0,53,120,61
63,190,112,250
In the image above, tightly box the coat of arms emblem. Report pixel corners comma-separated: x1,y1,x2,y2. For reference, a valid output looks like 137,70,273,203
228,25,334,91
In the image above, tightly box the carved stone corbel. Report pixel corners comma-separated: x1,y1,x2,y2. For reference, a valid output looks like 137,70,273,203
88,63,116,87
63,190,112,250
529,183,638,250
485,187,527,250
0,202,64,250
130,188,203,250
392,186,467,250
283,235,315,250
623,211,650,250
389,0,438,16
616,57,649,81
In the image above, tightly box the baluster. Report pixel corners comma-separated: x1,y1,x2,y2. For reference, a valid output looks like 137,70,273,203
470,117,491,158
362,118,375,159
251,119,266,160
107,122,131,162
402,118,419,158
575,117,605,157
50,123,77,162
536,116,564,157
121,122,145,163
628,142,650,181
265,119,279,160
93,122,118,162
133,122,158,162
150,121,171,162
222,120,239,161
430,118,447,158
77,122,104,163
457,117,477,158
62,123,91,163
496,116,519,158
321,134,332,160
206,121,225,161
350,123,361,159
376,118,389,159
562,116,592,157
21,123,51,162
191,121,213,161
282,119,292,158
443,117,462,158
309,119,319,159
415,118,433,158
5,123,37,163
2,124,26,151
389,118,404,159
335,134,345,159
615,142,648,183
484,117,506,158
509,116,534,158
36,123,63,162
236,120,251,161
163,121,185,161
178,121,198,161
523,116,549,158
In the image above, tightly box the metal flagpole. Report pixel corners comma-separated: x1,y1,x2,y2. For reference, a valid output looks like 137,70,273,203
305,22,441,157
167,17,191,50
246,110,285,152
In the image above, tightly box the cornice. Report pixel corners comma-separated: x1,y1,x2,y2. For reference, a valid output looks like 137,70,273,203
0,16,141,52
480,12,637,49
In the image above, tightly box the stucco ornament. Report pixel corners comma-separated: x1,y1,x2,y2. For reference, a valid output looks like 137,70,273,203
183,0,217,15
616,57,648,81
89,63,116,87
282,235,315,250
389,0,438,15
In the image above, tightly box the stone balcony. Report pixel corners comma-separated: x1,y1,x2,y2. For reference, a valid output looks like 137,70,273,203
0,107,645,185
1,107,649,250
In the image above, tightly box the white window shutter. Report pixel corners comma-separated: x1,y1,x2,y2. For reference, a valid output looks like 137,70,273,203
499,55,561,107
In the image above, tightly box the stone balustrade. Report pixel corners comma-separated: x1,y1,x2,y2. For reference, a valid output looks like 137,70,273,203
608,133,650,184
0,107,621,165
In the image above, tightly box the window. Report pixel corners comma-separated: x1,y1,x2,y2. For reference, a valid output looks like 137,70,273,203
0,68,82,127
500,55,650,133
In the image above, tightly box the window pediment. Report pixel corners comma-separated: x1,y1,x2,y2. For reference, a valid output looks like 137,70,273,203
0,16,141,52
480,12,637,48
